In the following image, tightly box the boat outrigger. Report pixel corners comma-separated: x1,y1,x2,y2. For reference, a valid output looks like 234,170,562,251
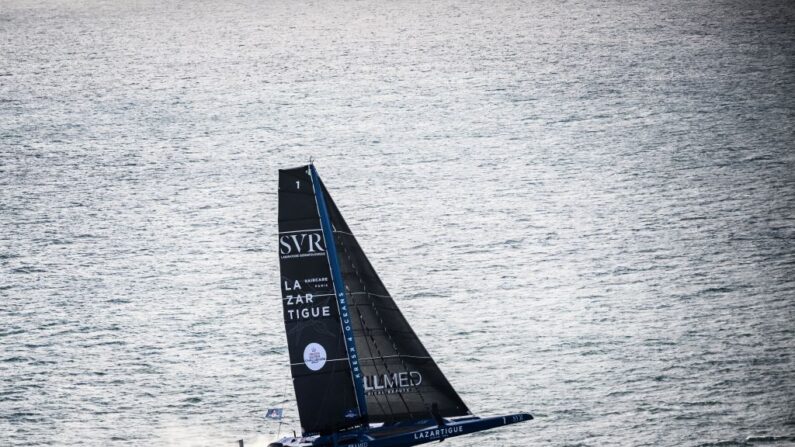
270,164,532,447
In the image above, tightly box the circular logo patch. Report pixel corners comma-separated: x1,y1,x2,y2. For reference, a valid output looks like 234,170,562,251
303,343,327,371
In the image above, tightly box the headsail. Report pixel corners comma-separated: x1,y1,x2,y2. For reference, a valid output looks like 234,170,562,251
317,177,471,423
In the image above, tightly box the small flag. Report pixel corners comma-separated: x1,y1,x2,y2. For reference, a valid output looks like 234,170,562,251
265,408,284,420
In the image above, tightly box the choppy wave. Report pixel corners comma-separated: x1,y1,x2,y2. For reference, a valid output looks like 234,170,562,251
1,0,793,446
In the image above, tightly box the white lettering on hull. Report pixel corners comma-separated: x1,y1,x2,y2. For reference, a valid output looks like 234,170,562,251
413,425,464,440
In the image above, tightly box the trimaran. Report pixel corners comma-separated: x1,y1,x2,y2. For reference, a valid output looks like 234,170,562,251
267,164,532,447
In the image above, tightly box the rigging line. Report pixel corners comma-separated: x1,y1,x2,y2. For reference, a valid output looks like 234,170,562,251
339,236,424,420
337,237,397,419
358,354,432,362
309,166,367,423
368,297,432,420
338,234,407,419
278,228,323,234
353,302,391,418
276,331,293,439
340,265,390,418
350,254,434,419
358,318,391,418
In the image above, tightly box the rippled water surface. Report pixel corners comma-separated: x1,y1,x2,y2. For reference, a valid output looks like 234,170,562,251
2,1,794,446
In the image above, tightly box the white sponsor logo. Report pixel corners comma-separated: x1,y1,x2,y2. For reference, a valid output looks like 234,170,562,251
279,232,325,258
303,343,327,371
286,305,331,321
413,425,463,440
363,371,422,395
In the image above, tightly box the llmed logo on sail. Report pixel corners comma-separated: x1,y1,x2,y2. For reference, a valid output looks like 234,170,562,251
363,371,422,395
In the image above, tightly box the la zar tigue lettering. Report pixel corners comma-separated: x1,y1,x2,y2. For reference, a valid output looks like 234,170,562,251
279,232,324,258
413,425,463,440
283,280,331,321
286,306,331,321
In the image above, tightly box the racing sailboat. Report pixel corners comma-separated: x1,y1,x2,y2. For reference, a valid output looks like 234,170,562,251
270,164,532,447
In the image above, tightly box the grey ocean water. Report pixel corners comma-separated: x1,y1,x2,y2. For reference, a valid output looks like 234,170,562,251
1,0,794,446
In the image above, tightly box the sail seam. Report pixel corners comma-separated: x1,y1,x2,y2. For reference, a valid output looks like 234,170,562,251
349,292,392,299
279,228,322,234
358,355,432,361
281,293,336,301
349,239,435,419
349,291,391,418
331,225,402,418
290,357,349,366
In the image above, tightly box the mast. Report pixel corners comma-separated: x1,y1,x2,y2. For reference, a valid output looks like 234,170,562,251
309,164,369,424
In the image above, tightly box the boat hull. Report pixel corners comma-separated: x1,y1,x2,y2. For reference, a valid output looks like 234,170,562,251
373,413,532,447
307,412,533,447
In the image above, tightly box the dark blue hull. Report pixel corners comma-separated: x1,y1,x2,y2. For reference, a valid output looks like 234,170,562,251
310,412,533,447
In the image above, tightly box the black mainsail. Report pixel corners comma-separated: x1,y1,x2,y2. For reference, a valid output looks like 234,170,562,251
278,166,361,435
275,164,531,446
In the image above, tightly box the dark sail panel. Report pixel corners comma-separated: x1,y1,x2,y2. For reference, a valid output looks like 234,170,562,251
278,166,359,435
318,179,471,424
